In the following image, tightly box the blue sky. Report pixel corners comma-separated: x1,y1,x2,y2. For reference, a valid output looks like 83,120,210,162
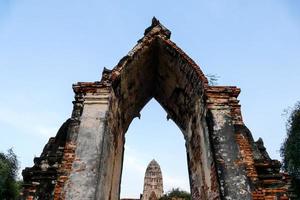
0,0,299,198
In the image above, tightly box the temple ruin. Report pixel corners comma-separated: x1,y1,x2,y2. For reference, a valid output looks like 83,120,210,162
141,160,164,200
21,18,293,200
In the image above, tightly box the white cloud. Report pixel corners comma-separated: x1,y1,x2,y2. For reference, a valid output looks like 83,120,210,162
35,126,59,137
163,174,190,192
121,145,147,198
0,105,60,138
123,144,146,175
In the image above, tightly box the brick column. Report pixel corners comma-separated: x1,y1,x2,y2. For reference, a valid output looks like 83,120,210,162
206,86,252,199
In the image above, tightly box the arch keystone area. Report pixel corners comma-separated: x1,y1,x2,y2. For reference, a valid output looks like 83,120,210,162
21,18,293,200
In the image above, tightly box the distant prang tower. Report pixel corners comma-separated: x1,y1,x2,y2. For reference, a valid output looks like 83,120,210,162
141,160,164,200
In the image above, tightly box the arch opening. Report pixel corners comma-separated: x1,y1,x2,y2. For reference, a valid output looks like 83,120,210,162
120,99,190,199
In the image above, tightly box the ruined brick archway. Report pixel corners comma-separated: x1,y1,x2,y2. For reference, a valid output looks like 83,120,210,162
22,18,293,200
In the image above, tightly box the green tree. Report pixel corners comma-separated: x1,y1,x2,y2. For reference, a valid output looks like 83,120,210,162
160,188,191,200
206,74,220,86
281,102,300,199
0,148,21,200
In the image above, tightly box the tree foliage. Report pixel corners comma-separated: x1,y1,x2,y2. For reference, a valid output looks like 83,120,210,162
0,148,21,200
206,74,220,86
160,188,191,200
281,102,300,198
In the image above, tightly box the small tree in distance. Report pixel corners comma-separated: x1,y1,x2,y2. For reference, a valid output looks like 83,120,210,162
0,148,21,200
280,101,300,199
